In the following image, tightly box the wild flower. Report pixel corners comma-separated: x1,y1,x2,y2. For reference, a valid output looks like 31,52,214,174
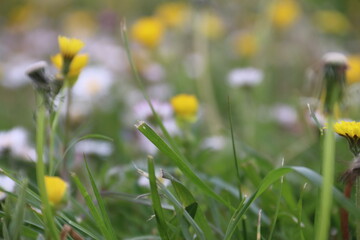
131,17,165,48
346,55,360,84
234,32,258,58
155,1,189,28
227,67,263,87
170,94,199,122
44,176,68,207
75,140,113,157
334,121,360,156
57,36,85,60
268,0,300,30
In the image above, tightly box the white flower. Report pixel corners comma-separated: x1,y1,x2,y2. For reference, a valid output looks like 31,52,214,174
0,175,16,200
133,100,173,121
0,127,36,162
271,104,298,126
75,140,113,157
227,67,263,87
137,170,170,188
1,55,35,88
201,136,226,151
72,66,114,101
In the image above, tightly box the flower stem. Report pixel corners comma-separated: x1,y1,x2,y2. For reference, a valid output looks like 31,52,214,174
356,177,360,240
315,116,335,240
36,94,59,240
62,86,72,179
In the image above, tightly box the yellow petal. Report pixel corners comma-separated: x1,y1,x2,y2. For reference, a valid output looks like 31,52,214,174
45,176,68,206
68,54,89,77
58,35,85,59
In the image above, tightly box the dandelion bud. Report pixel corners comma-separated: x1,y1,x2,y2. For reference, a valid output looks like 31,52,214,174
322,52,348,115
25,61,51,89
44,176,68,207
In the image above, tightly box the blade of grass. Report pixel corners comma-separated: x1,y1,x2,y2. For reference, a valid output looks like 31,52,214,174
136,121,232,209
148,156,170,240
267,175,284,240
71,172,114,240
223,166,360,240
84,157,117,240
9,180,28,240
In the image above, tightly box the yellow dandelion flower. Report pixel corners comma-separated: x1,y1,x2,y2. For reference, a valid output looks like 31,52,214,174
199,12,224,39
269,0,300,30
45,176,68,206
314,10,350,35
131,17,165,48
334,121,360,155
156,2,189,28
51,53,89,78
346,55,360,84
58,36,85,59
171,94,199,122
234,32,258,58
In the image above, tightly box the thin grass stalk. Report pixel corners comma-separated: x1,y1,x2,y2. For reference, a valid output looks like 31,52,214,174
356,178,360,240
268,176,284,240
49,96,64,175
314,115,335,240
62,86,72,179
35,94,59,240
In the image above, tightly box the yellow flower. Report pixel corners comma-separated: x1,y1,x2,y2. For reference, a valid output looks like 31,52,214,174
314,10,350,35
51,53,89,78
155,2,189,28
199,12,224,39
234,32,258,58
346,55,360,84
131,17,165,48
45,176,68,206
171,94,199,122
268,0,300,30
334,121,360,139
58,36,85,59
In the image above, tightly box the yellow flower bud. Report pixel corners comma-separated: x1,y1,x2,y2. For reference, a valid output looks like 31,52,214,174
171,94,199,122
45,176,68,206
131,17,165,48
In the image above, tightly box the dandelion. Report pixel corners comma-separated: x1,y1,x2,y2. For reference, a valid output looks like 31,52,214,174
131,17,165,48
346,55,360,84
171,94,199,122
155,1,189,28
58,36,85,60
268,0,300,30
334,121,360,156
44,176,68,207
51,53,89,80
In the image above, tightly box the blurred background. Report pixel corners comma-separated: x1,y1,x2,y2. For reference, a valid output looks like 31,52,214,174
1,0,360,238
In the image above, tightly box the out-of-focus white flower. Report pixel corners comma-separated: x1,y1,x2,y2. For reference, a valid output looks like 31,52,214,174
137,133,158,155
137,169,171,188
163,119,180,136
271,104,298,126
1,55,35,88
75,140,113,157
142,62,165,82
0,127,36,161
72,66,114,101
87,38,128,73
227,67,263,87
0,175,16,200
201,135,226,151
133,100,173,120
148,83,172,101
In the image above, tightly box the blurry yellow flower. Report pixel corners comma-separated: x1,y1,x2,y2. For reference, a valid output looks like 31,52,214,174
51,53,89,78
131,17,165,48
346,56,360,84
171,94,199,122
234,33,258,58
45,176,68,206
63,11,98,38
199,12,224,39
156,2,189,28
58,36,85,59
269,0,300,30
314,10,350,35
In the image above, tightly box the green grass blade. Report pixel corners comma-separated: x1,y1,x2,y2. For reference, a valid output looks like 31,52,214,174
71,172,113,240
223,166,360,240
84,157,117,240
9,180,28,240
137,121,232,209
147,156,170,240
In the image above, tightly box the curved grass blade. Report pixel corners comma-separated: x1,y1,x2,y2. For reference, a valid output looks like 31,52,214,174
137,121,232,209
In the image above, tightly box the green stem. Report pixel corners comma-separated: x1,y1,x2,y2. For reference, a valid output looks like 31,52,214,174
356,178,360,240
49,96,63,176
62,86,72,179
36,94,60,240
315,116,335,240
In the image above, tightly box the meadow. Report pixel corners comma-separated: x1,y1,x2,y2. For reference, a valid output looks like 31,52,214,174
1,0,360,239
